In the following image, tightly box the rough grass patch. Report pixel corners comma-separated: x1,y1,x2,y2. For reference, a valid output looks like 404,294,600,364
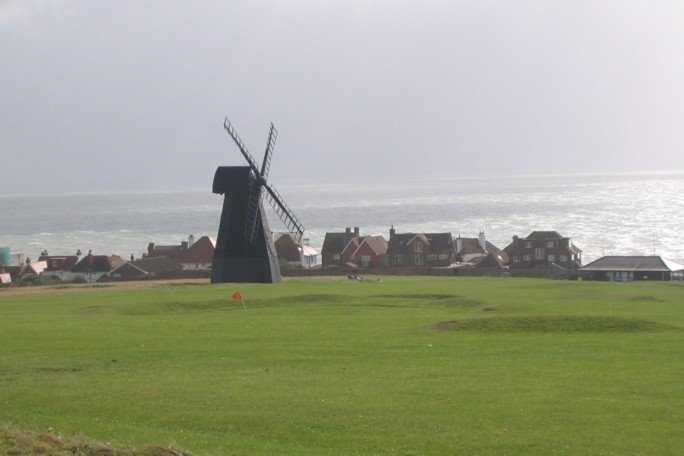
434,316,679,332
0,426,190,455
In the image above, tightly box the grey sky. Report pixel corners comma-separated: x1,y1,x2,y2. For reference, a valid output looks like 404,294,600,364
2,0,683,194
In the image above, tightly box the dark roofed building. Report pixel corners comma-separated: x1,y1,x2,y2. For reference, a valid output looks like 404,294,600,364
109,256,184,280
39,255,80,273
504,231,582,271
387,227,456,267
321,227,360,267
71,253,126,282
579,256,684,281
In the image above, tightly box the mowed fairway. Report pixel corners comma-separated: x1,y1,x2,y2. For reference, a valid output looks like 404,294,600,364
1,277,683,454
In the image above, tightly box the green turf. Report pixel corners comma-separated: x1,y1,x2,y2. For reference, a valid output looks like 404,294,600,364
1,277,683,454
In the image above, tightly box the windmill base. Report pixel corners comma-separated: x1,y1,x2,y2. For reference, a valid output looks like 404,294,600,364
211,256,281,284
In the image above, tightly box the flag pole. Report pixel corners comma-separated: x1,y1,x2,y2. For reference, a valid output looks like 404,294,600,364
241,296,247,311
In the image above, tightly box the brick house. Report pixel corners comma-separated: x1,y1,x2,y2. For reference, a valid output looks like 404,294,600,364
504,231,582,271
146,235,215,270
387,227,456,267
340,235,388,268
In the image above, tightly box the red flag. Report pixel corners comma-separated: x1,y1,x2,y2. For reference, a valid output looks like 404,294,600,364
231,291,242,301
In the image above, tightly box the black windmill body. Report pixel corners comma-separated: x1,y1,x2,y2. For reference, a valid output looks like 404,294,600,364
211,118,305,283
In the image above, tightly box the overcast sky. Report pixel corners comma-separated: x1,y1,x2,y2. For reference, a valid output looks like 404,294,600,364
2,0,683,194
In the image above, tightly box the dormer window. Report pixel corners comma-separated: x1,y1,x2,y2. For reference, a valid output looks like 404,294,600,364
414,242,424,253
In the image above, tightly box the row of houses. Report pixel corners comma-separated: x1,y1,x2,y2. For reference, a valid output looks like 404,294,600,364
321,227,579,271
320,226,684,281
0,236,218,284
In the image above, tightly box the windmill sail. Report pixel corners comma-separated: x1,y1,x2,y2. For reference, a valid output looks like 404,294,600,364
264,183,305,243
261,123,277,178
223,119,261,176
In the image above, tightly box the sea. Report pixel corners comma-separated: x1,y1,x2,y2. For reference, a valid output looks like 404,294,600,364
1,171,683,264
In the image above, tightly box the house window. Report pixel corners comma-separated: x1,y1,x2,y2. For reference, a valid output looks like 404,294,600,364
513,256,520,262
546,241,554,248
361,255,371,267
534,248,544,260
559,255,567,262
526,241,533,248
350,253,355,260
524,255,531,261
395,254,404,263
547,254,555,263
415,254,424,265
333,254,340,260
414,242,424,253
427,254,438,260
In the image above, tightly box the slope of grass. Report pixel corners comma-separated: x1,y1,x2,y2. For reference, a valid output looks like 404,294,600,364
1,277,683,454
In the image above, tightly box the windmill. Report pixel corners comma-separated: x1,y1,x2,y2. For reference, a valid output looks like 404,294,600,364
211,118,305,283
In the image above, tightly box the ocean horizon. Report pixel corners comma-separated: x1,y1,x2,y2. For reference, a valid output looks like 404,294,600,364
2,170,683,264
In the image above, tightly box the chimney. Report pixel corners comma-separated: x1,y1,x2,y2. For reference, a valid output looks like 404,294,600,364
345,227,351,234
148,243,155,256
188,235,195,247
87,250,93,268
130,254,134,261
354,227,359,236
478,231,486,251
389,225,396,238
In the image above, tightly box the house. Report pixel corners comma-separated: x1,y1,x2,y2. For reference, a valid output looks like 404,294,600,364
38,252,81,280
0,271,12,284
340,235,389,268
455,232,509,264
18,259,47,279
387,227,456,267
273,234,321,268
146,235,216,270
504,231,582,271
579,256,684,281
321,227,360,267
109,256,184,280
70,251,126,282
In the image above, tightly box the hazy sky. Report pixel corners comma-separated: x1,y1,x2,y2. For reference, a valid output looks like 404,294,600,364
2,0,683,194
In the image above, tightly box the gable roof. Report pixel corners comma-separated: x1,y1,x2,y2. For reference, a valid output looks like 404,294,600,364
129,256,184,274
322,232,358,255
388,232,453,255
579,256,684,272
72,255,125,273
423,233,454,254
19,261,47,277
457,238,485,255
38,255,79,271
178,236,215,264
355,236,388,256
387,233,417,254
526,231,564,239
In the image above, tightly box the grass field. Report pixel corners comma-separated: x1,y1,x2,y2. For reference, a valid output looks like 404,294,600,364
1,276,683,455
